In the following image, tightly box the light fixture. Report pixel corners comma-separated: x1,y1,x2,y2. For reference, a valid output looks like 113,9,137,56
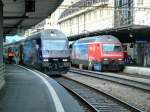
129,34,133,38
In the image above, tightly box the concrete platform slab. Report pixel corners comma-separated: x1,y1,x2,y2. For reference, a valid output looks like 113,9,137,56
0,65,83,112
0,64,5,90
124,66,150,77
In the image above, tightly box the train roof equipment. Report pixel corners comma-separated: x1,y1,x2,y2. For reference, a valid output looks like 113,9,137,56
74,35,121,44
4,29,68,47
26,29,68,40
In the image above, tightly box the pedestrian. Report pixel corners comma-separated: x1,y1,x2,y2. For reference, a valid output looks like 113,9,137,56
144,49,148,67
123,51,128,64
7,47,14,64
15,49,19,64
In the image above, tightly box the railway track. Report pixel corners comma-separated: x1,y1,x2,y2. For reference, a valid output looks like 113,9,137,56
70,68,150,92
30,68,96,112
67,89,97,112
55,77,142,112
118,72,150,80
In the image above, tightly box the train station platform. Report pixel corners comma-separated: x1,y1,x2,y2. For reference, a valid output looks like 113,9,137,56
0,64,5,90
0,65,83,112
124,66,150,77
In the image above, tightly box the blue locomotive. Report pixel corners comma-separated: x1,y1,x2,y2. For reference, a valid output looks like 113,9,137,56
4,29,70,75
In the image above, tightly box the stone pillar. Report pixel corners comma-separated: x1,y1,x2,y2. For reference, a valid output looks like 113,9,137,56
136,43,144,66
0,0,5,90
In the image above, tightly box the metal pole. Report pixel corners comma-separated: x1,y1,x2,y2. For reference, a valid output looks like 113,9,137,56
83,13,85,33
78,15,79,34
0,0,4,90
70,19,72,36
0,0,3,63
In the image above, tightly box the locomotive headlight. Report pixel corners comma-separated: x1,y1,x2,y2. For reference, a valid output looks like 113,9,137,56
43,59,48,62
118,58,123,61
63,59,68,62
104,58,108,61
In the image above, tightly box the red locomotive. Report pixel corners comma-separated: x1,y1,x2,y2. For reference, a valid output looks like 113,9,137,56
71,35,124,71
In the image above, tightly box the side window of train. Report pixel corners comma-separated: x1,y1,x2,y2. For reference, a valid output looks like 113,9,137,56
79,38,95,44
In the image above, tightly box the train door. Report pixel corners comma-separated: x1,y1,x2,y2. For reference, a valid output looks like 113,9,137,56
35,38,42,63
88,43,98,70
88,43,95,62
88,43,101,61
32,39,40,65
94,43,101,61
89,43,102,71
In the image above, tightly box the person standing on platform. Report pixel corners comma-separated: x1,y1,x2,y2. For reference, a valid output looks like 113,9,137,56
7,47,15,64
14,49,19,64
144,49,148,67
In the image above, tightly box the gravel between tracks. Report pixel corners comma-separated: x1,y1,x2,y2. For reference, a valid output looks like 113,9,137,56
63,72,150,112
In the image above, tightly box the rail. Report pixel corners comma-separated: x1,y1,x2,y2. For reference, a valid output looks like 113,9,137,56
70,68,150,91
55,77,142,112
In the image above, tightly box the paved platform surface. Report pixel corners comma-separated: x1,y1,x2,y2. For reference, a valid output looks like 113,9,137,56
124,66,150,77
0,64,5,90
0,65,83,112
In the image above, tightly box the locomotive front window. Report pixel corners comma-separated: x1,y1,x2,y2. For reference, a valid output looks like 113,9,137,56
42,39,68,51
102,44,122,52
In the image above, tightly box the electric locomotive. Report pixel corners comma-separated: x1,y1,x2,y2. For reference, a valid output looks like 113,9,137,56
4,29,70,75
71,35,124,71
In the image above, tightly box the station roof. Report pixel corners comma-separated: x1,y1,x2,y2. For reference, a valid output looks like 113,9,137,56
68,25,150,43
3,0,63,35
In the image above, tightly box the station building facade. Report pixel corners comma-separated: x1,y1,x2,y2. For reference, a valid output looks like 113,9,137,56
24,18,51,37
115,0,150,27
58,0,114,36
115,0,150,66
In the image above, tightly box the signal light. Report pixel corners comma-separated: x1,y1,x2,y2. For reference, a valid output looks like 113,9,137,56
118,58,123,61
104,58,108,61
